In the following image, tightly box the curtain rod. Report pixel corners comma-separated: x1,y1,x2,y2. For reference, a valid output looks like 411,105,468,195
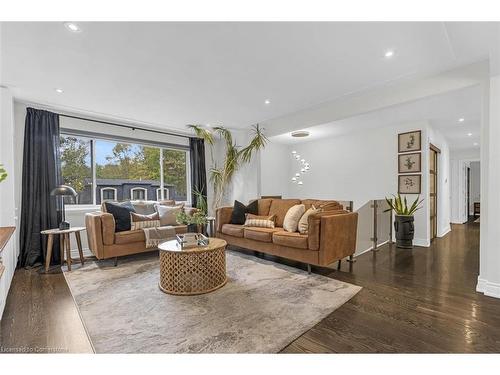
58,113,192,139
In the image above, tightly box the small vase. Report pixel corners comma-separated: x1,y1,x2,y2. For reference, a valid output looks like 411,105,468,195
394,215,415,249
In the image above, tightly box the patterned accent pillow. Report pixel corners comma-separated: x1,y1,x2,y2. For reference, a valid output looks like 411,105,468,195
130,212,160,230
245,213,276,222
244,218,275,228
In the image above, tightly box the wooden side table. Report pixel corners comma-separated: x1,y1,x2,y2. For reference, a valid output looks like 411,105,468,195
41,227,86,272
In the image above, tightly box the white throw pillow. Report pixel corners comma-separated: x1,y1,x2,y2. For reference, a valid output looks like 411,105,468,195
298,205,321,234
282,204,305,232
155,204,183,226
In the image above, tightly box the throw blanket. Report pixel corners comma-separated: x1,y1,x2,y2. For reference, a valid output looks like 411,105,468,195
143,226,176,248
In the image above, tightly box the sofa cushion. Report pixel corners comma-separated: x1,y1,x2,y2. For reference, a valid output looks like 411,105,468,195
114,225,187,244
104,201,136,232
115,229,145,244
272,231,309,249
298,206,321,234
258,199,273,216
230,200,259,225
268,199,301,227
155,204,183,226
221,224,245,238
301,199,342,211
244,227,281,243
130,200,158,215
283,204,305,232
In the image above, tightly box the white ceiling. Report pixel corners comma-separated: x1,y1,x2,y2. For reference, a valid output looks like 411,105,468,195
1,22,498,133
271,85,482,151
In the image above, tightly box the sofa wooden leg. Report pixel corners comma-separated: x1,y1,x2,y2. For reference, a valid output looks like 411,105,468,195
307,264,311,274
114,257,118,267
346,255,356,263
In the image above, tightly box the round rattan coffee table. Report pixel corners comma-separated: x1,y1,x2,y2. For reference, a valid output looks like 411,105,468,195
158,237,227,295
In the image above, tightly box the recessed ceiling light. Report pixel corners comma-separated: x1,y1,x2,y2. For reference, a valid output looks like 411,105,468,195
291,131,310,138
55,88,63,93
458,118,465,122
384,50,395,58
467,133,472,136
264,99,271,105
473,142,479,146
64,22,81,33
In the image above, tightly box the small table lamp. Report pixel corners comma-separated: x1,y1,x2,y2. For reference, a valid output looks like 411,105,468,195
51,185,77,230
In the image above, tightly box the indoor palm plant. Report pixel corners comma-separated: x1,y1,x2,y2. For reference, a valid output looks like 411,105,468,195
188,124,268,210
385,194,424,249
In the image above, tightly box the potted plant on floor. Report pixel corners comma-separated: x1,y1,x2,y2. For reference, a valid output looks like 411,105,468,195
385,194,423,249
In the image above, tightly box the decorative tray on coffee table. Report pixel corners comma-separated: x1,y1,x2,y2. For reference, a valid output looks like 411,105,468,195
175,233,210,249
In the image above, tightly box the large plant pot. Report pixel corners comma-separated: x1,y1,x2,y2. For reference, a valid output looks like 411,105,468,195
394,215,415,249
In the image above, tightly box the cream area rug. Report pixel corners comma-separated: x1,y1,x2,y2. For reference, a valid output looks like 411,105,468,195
63,250,361,353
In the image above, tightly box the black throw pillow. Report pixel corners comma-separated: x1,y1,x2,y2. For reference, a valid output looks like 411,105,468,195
230,200,259,225
104,201,136,232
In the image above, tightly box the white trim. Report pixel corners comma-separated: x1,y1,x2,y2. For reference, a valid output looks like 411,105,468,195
130,187,147,200
100,187,117,202
437,225,452,238
186,150,192,206
413,238,431,247
156,188,169,201
66,204,100,212
476,276,500,299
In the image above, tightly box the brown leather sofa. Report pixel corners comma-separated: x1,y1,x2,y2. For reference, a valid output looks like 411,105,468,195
216,198,358,268
85,201,195,261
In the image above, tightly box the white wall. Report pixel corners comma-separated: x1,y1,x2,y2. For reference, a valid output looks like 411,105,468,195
477,73,500,298
260,141,290,198
0,87,18,319
278,121,432,247
469,161,481,212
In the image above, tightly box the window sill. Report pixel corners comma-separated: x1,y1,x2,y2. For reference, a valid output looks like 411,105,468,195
65,205,100,212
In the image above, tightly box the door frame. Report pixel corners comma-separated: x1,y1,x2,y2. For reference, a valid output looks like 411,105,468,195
430,144,441,240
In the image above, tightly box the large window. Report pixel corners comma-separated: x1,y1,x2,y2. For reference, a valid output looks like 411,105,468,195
163,149,188,201
60,133,190,206
60,135,92,204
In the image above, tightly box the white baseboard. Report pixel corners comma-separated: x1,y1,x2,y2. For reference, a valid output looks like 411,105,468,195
476,276,500,298
438,226,452,238
413,238,430,247
354,240,390,256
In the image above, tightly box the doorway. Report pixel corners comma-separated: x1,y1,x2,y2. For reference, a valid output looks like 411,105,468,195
466,166,471,219
430,144,440,240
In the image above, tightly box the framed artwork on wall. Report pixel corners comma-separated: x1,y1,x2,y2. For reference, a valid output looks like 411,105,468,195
398,130,421,153
398,174,421,194
398,152,421,173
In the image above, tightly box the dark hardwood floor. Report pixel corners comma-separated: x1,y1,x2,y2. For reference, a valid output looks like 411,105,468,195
1,221,499,353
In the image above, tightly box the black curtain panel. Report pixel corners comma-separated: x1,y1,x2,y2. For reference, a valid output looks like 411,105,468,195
19,108,62,267
189,137,207,208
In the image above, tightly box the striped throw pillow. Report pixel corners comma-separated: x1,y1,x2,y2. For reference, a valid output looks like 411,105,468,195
244,218,275,228
130,212,161,230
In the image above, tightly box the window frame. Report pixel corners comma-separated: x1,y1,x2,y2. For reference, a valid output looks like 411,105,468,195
100,187,117,202
60,130,191,208
130,187,148,201
156,188,169,201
